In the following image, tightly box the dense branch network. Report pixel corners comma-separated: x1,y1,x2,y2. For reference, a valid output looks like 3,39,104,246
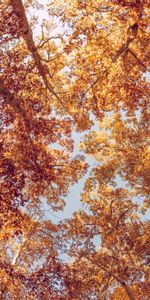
0,0,149,299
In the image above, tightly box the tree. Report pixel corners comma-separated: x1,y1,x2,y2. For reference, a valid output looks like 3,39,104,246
50,0,149,299
49,0,149,117
0,0,149,299
0,0,87,298
62,187,149,299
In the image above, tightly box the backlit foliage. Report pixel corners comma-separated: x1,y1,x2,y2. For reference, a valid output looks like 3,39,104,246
0,0,149,299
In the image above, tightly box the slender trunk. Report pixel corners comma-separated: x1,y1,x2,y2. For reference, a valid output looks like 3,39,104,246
10,0,70,113
84,256,136,300
121,281,136,300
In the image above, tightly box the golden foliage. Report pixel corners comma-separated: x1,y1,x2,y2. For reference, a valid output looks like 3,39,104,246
0,0,149,299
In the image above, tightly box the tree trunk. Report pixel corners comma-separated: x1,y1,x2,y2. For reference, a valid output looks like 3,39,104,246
121,281,136,300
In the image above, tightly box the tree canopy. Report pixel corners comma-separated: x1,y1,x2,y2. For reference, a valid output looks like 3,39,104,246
0,0,149,299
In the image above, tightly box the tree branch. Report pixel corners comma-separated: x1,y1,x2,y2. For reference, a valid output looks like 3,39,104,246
128,49,147,70
10,0,71,114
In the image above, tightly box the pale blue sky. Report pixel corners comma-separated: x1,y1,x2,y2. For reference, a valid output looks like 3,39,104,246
27,1,149,225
